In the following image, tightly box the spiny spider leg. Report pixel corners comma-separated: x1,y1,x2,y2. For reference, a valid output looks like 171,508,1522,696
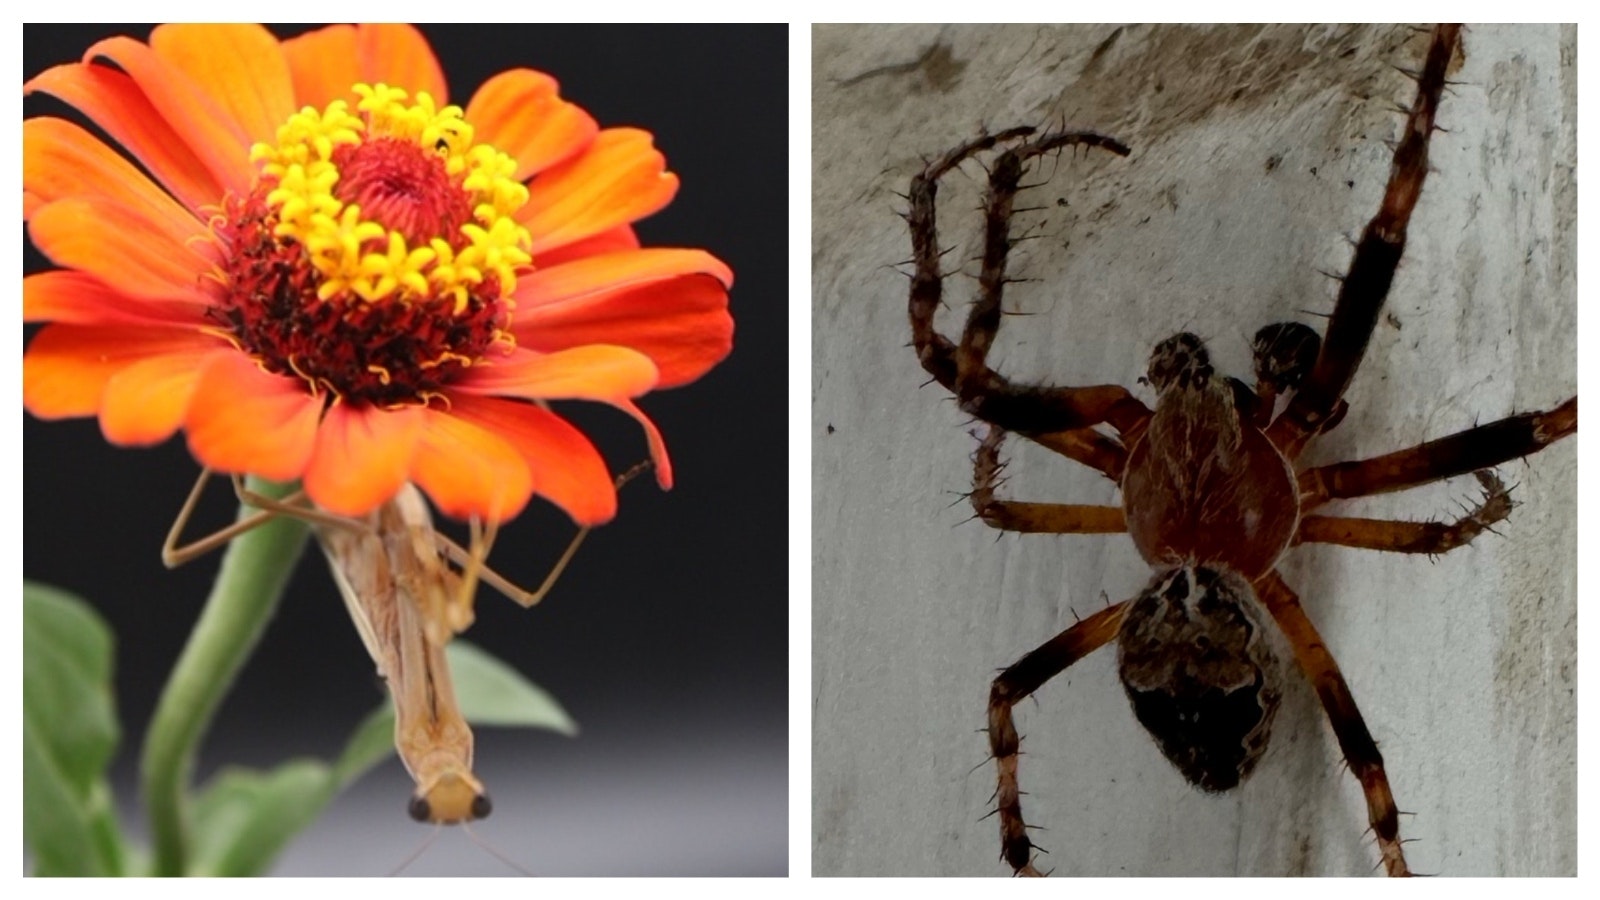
989,600,1128,876
1254,571,1410,877
908,127,1035,398
907,127,1151,444
1299,396,1576,508
1028,426,1128,482
1297,470,1511,554
1270,24,1462,457
971,425,1125,534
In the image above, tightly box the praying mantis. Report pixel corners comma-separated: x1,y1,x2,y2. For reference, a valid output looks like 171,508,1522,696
163,464,645,823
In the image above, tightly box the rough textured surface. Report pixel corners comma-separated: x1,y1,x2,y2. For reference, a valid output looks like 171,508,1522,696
812,24,1575,877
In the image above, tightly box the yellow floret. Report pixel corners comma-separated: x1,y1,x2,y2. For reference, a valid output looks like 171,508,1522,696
251,83,534,308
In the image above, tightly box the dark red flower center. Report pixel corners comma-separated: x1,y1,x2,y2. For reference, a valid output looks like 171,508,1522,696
213,186,509,408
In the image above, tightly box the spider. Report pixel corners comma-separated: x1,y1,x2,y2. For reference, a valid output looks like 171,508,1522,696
902,24,1576,877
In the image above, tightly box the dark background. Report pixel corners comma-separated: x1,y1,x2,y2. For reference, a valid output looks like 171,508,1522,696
23,24,787,875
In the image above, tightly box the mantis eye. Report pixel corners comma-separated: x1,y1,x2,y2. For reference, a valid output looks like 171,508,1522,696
409,778,491,823
407,795,432,822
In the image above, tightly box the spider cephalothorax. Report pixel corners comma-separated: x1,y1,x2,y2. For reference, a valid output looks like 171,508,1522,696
903,24,1576,877
1124,331,1301,579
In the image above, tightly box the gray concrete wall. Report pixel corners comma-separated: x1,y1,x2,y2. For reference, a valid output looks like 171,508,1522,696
812,24,1575,876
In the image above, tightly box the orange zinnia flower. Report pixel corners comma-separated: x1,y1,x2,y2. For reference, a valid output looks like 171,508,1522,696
23,23,734,526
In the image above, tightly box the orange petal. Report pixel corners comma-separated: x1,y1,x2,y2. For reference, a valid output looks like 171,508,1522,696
606,399,674,490
465,69,597,182
100,348,216,446
83,35,255,195
518,248,733,302
24,118,207,242
28,198,216,301
281,24,361,111
24,63,224,214
533,224,639,269
23,323,221,420
186,352,321,481
455,346,658,401
302,403,423,516
410,408,534,522
25,271,209,326
521,128,679,255
512,272,733,389
356,24,447,102
150,24,295,147
447,394,616,526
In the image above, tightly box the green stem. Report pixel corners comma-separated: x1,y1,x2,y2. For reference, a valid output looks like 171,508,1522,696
140,478,309,877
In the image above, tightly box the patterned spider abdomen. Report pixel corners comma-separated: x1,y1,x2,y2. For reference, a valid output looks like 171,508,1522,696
1116,565,1284,791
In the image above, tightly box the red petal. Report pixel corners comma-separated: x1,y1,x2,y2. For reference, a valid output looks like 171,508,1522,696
521,128,679,254
24,271,209,326
410,408,534,522
513,271,733,389
186,352,321,481
281,24,361,111
447,394,616,526
149,24,295,147
23,323,220,420
465,69,597,182
607,399,674,490
83,35,255,195
356,24,448,103
302,403,423,516
100,348,215,445
455,346,658,401
28,198,216,301
24,63,224,214
532,225,639,269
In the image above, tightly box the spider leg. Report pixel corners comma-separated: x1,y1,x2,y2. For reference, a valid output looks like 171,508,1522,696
1254,571,1410,877
971,424,1125,533
1297,470,1511,554
1299,396,1575,507
1269,24,1462,457
907,127,1151,444
1028,426,1128,482
989,600,1128,876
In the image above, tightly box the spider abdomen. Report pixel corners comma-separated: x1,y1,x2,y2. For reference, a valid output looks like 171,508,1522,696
1117,566,1284,791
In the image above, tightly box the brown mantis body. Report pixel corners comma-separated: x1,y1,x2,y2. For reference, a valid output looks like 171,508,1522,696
318,484,489,824
162,464,646,823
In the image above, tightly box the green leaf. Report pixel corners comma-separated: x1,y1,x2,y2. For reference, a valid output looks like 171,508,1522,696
332,704,397,788
179,642,575,875
447,640,578,735
187,695,411,876
23,581,126,876
188,761,336,876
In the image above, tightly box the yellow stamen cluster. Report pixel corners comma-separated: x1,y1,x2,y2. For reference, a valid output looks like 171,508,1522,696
249,83,533,310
